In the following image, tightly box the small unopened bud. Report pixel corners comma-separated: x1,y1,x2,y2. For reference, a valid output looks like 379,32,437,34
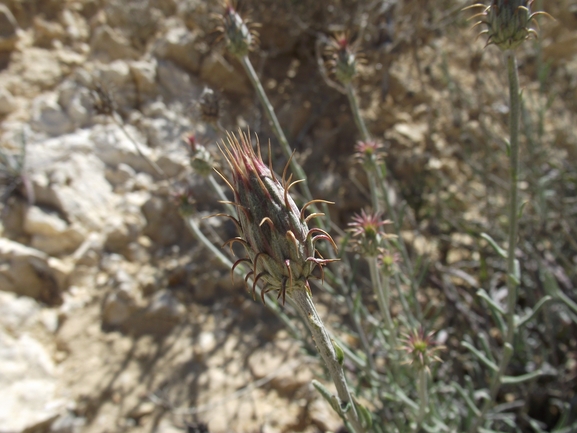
173,189,196,217
216,1,258,57
184,133,215,177
325,33,360,85
377,247,400,276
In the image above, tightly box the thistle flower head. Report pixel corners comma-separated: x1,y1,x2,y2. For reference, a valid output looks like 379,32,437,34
325,32,361,85
348,209,393,257
354,140,384,170
466,0,551,51
215,1,259,57
399,327,445,374
216,130,337,304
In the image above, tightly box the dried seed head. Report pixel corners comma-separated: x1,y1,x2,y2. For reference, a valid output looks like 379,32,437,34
398,328,445,374
184,134,215,177
348,209,394,257
325,32,361,85
215,1,259,57
216,130,337,304
466,0,551,51
90,82,117,117
199,87,221,126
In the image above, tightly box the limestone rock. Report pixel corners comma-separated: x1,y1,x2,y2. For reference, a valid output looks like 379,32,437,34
130,59,157,96
19,48,63,92
0,4,18,51
31,93,74,136
33,16,66,47
24,205,86,256
0,238,69,304
101,290,136,327
199,52,250,95
91,123,163,178
0,331,69,432
0,291,40,332
29,148,120,232
90,25,139,61
248,340,313,396
157,60,199,100
60,9,89,42
154,25,202,74
0,86,16,115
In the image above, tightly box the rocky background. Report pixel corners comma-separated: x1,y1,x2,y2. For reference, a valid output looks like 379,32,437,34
0,1,576,432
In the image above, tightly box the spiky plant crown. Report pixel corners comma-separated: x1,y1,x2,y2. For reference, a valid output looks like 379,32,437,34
466,0,550,51
216,130,337,304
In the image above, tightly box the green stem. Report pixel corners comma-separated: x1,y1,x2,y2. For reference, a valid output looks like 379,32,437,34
290,289,366,433
369,257,396,346
417,368,429,425
469,49,521,433
346,84,370,141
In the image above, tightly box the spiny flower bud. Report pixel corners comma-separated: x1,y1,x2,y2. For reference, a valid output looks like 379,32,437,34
398,328,445,374
173,188,196,217
325,32,361,85
184,134,215,177
216,130,337,304
348,209,395,257
466,0,550,51
216,1,259,58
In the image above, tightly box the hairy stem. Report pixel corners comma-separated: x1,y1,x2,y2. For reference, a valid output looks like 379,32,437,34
290,289,366,433
470,49,521,433
417,368,429,425
369,256,396,346
346,84,370,141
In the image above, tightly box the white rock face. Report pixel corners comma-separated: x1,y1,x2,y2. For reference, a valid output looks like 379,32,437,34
24,206,86,256
31,93,74,136
0,332,68,432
